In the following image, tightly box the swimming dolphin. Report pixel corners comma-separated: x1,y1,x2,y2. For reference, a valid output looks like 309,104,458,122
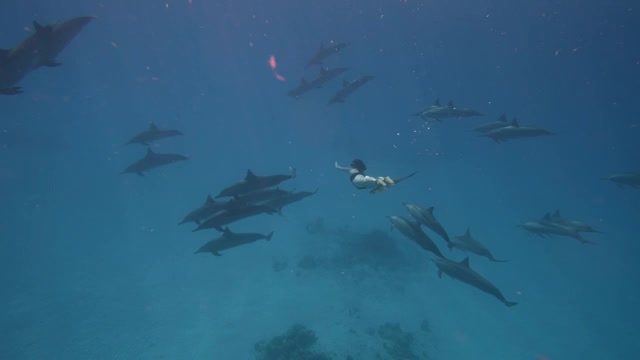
192,204,280,232
434,256,517,307
215,168,296,198
414,99,484,121
288,67,350,98
328,76,374,104
482,119,552,143
195,227,274,256
518,220,594,244
449,228,507,262
305,42,350,68
546,210,601,233
1,16,95,95
126,123,183,146
473,114,510,134
263,188,318,210
402,203,450,244
179,195,231,225
121,148,188,176
387,215,444,258
602,173,640,188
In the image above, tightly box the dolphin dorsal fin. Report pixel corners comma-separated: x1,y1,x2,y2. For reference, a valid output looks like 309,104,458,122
464,227,471,238
460,257,470,267
498,113,507,122
511,118,519,127
426,206,434,215
33,21,45,33
145,147,155,157
245,169,257,181
434,99,441,106
223,227,233,236
149,122,159,131
204,195,214,206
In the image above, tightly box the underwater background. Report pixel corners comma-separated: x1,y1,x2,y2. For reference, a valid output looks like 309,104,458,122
1,0,639,359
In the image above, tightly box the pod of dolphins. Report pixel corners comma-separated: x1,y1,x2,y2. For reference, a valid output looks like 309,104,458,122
2,15,637,311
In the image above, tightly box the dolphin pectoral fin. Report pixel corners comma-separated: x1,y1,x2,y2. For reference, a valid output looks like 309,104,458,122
505,301,518,307
213,251,222,256
0,87,23,95
44,60,62,67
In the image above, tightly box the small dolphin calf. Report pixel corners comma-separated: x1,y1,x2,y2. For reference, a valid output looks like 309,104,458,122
195,228,274,256
602,173,640,188
1,16,95,95
328,76,374,104
127,123,183,145
402,203,450,244
449,228,507,262
305,42,350,68
387,215,444,258
215,168,296,198
121,148,188,176
434,257,517,307
482,119,552,143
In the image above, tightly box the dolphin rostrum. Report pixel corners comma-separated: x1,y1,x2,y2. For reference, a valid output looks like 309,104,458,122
195,227,274,256
127,123,183,146
215,168,296,198
449,228,507,262
1,16,95,95
434,257,518,307
121,148,188,176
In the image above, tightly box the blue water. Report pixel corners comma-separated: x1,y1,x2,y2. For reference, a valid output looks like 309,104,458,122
1,1,639,359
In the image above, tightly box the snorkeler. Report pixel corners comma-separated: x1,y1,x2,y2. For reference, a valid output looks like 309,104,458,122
335,159,416,194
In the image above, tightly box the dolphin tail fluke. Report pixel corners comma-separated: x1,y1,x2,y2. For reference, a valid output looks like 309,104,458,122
266,232,274,241
505,301,518,307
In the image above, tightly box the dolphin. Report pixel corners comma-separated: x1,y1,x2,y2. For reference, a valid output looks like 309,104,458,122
414,99,484,121
305,42,350,68
402,203,450,244
126,123,183,145
1,16,95,95
602,173,640,188
473,114,510,134
518,220,594,244
449,228,507,262
195,227,274,256
547,210,601,233
215,168,296,198
179,195,232,225
263,188,318,210
434,256,518,307
482,119,552,143
288,67,351,98
328,76,374,104
192,204,280,232
387,215,444,258
121,148,188,176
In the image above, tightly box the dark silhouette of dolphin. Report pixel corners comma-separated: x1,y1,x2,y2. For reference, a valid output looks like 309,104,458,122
195,228,274,256
305,42,350,68
1,16,95,95
127,123,183,146
328,76,374,104
121,148,188,176
434,256,517,307
215,168,296,198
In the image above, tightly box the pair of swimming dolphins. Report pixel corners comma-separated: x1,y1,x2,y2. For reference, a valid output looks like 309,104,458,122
1,16,94,95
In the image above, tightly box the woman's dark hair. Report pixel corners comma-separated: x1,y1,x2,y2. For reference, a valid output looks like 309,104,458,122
350,159,367,172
